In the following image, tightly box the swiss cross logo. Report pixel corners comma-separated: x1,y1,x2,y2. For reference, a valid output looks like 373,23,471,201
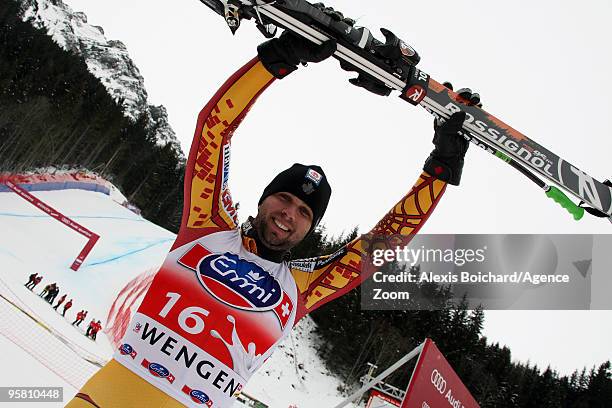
272,292,294,329
281,302,291,317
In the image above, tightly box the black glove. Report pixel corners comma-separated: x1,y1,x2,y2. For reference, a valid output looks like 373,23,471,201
423,83,480,186
340,64,392,96
257,3,353,79
424,111,468,185
257,31,336,79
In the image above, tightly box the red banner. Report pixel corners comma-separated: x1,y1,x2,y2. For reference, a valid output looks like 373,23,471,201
401,339,480,408
367,390,401,407
3,180,100,271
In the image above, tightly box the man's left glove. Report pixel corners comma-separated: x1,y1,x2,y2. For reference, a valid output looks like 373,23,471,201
423,84,481,186
257,31,336,79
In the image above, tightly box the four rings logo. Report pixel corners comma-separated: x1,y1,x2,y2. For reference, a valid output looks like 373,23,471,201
195,252,282,311
431,369,447,394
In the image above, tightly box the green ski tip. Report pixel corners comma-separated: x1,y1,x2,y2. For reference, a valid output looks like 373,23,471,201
545,186,585,221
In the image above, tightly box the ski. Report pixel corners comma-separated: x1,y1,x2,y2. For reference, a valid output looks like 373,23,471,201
198,0,612,221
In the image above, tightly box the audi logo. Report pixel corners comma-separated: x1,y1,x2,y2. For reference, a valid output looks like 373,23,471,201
431,369,447,394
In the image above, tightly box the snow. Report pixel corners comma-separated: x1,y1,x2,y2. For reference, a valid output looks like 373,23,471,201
0,332,77,408
0,181,360,407
245,317,359,408
21,0,182,153
0,185,175,379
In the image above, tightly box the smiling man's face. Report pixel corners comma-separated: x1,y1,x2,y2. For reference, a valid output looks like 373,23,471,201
253,192,314,252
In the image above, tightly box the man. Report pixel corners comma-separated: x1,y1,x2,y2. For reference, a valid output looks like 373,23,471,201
88,320,102,341
53,293,66,311
68,13,473,408
85,319,96,338
32,275,43,290
72,310,86,326
47,285,59,304
39,282,54,298
63,299,73,317
24,272,37,289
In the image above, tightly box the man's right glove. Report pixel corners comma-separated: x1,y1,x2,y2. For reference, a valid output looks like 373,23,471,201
257,31,337,78
423,83,481,186
257,3,355,79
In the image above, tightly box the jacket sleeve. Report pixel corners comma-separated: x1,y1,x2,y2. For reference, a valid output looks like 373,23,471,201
290,172,447,321
173,57,276,250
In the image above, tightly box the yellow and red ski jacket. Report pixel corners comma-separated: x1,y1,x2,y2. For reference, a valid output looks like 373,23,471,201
67,57,447,408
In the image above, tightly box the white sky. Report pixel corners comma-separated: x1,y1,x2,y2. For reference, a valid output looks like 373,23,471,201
63,0,611,377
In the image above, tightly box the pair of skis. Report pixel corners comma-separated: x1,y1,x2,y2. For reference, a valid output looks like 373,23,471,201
198,0,612,223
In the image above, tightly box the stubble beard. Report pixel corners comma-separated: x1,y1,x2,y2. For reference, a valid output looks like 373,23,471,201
253,213,295,252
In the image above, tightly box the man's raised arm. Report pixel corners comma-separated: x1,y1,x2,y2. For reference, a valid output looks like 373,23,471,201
174,58,275,248
174,34,336,250
290,96,475,320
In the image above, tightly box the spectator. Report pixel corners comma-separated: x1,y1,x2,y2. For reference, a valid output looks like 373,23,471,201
31,275,43,290
86,319,96,338
47,285,59,304
62,299,73,316
91,320,102,341
24,273,37,289
39,282,55,298
53,294,66,311
72,310,86,326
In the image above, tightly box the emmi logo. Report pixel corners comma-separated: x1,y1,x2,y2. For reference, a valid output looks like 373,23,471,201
179,249,283,311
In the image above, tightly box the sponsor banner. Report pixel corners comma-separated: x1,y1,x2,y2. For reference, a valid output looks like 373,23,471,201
70,235,99,271
4,180,98,239
0,172,112,195
361,234,612,310
117,313,245,408
366,390,401,407
402,339,479,408
3,180,100,271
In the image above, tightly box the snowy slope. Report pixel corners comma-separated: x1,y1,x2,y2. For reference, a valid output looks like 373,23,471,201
18,0,182,154
0,179,360,407
0,184,175,363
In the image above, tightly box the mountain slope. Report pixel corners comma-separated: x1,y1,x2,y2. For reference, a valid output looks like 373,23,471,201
18,0,182,155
